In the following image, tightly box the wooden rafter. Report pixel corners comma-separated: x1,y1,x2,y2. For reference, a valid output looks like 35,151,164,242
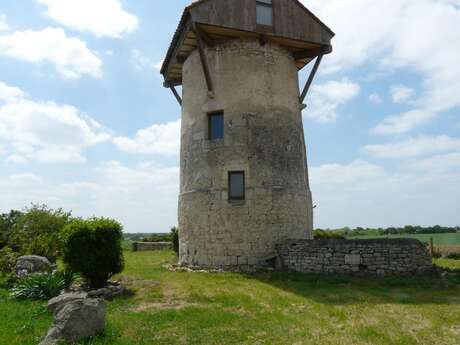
170,86,182,106
192,22,215,97
299,54,323,104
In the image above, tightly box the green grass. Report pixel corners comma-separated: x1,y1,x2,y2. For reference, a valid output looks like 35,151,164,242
1,251,460,345
348,232,460,245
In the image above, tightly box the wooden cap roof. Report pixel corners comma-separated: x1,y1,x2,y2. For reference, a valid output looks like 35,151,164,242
161,0,334,87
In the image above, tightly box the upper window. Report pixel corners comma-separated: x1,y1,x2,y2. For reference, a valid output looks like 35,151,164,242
208,112,224,140
256,0,273,26
229,172,245,201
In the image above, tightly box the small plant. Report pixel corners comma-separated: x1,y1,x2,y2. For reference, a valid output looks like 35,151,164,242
171,227,179,255
61,218,124,289
10,270,75,300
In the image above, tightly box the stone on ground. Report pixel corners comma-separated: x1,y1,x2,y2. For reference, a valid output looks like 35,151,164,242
40,298,106,345
15,255,51,277
47,292,88,314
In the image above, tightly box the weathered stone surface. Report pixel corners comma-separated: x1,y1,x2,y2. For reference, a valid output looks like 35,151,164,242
132,242,172,252
47,292,88,314
16,255,51,277
40,298,106,345
179,39,313,269
277,239,434,276
86,282,125,300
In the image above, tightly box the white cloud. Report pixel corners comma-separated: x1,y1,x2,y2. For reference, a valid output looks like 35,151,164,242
303,0,460,133
310,159,460,228
0,14,8,32
391,85,415,104
0,162,180,233
362,135,460,159
304,78,360,123
372,109,436,135
0,82,25,103
369,93,382,104
131,49,162,72
0,27,102,79
0,82,110,164
113,119,181,156
38,0,138,38
403,152,460,173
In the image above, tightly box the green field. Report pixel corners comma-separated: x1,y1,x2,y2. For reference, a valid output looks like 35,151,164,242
1,251,460,345
348,232,460,245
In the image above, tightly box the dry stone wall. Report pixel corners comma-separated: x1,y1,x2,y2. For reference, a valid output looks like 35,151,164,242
132,242,172,252
277,239,433,276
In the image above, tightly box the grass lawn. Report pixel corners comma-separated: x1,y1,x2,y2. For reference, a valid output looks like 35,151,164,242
1,251,459,345
348,232,460,245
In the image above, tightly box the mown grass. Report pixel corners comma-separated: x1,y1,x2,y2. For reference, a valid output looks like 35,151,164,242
1,251,459,345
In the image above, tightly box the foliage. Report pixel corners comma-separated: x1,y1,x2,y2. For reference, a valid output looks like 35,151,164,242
314,229,345,239
61,218,124,289
0,210,22,249
10,270,75,300
8,204,72,261
142,233,172,243
171,227,179,255
317,225,460,239
0,247,19,276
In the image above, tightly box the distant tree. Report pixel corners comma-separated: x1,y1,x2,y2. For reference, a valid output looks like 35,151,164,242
171,227,179,255
0,210,22,249
9,204,71,261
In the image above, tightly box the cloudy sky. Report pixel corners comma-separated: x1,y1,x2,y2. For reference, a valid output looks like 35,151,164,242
0,0,459,233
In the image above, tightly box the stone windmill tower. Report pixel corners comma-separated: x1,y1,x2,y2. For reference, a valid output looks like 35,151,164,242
161,0,334,268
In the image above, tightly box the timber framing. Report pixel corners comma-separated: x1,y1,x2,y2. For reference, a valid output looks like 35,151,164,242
170,86,182,106
160,0,335,88
299,54,323,104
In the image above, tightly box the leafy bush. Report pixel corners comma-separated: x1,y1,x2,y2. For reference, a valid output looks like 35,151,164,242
171,227,179,255
61,218,124,289
446,253,460,260
0,247,19,275
9,204,71,261
0,210,22,249
314,229,346,240
11,270,75,300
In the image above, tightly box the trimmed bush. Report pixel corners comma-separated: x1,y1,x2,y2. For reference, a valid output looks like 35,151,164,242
11,270,75,300
62,218,124,289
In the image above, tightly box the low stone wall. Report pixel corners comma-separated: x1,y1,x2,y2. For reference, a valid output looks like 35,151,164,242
276,239,433,276
132,242,172,252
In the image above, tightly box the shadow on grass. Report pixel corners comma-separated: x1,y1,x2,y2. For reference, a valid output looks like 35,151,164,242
246,265,460,306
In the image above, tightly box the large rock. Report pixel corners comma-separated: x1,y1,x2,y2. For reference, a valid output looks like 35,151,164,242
16,255,51,277
47,292,88,314
40,298,106,345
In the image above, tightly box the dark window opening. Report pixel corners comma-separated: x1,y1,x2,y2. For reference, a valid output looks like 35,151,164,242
256,0,273,26
229,171,245,201
208,112,224,140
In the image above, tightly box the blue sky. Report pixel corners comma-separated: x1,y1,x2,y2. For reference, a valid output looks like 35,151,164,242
0,0,459,233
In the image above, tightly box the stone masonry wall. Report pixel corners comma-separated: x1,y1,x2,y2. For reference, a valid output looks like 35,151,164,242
179,39,313,268
277,239,433,276
132,242,172,252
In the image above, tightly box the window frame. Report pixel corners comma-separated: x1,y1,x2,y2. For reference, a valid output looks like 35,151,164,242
256,0,274,28
207,111,224,140
228,171,246,201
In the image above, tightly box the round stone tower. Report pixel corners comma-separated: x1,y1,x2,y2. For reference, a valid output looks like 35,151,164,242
161,0,334,269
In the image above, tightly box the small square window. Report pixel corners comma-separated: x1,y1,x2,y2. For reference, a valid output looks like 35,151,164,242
256,0,273,26
229,171,245,201
208,112,224,140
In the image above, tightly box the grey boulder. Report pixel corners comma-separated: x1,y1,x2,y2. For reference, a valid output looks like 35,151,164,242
47,292,88,314
16,255,51,277
40,298,106,345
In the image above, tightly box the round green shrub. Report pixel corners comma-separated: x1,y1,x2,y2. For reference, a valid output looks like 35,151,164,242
61,218,124,289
